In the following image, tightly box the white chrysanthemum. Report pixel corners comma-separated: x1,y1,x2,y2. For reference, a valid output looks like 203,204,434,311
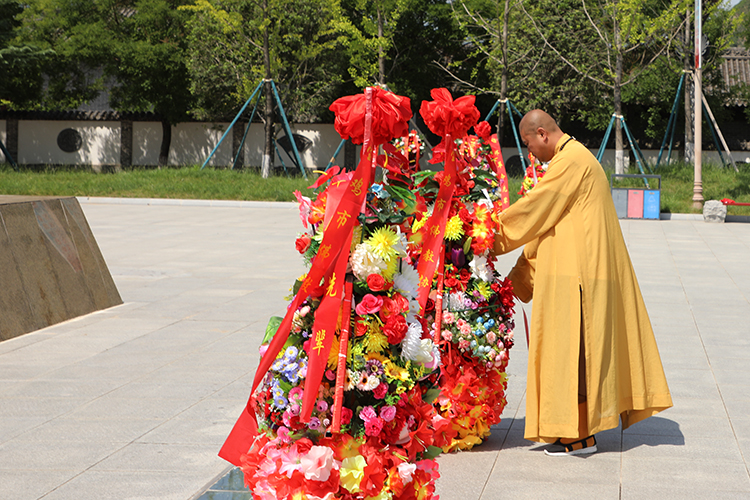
350,242,387,280
392,227,409,258
449,292,469,311
401,322,434,363
431,344,441,367
470,254,494,282
393,264,420,300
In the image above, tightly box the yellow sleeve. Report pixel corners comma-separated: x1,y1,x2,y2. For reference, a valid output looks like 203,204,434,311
493,149,585,255
508,239,538,303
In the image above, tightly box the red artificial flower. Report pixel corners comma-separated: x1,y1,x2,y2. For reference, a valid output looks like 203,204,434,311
474,121,492,141
330,88,412,145
355,319,368,337
341,406,353,425
419,88,480,139
366,273,386,291
383,314,408,344
308,191,328,225
295,234,311,254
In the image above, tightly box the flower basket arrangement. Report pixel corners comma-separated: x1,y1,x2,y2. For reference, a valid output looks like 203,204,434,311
408,102,517,452
221,87,517,498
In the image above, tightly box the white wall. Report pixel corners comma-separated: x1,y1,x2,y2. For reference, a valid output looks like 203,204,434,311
133,121,234,166
17,121,120,166
2,118,747,169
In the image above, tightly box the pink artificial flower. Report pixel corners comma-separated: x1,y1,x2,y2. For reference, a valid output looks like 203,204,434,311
259,344,269,358
365,417,385,436
458,340,470,351
380,405,397,422
359,405,377,423
442,311,455,324
356,294,384,316
299,445,337,482
289,387,304,403
277,426,292,444
458,321,471,336
486,332,497,344
316,400,329,413
441,330,453,342
294,190,312,229
397,462,417,484
325,369,336,381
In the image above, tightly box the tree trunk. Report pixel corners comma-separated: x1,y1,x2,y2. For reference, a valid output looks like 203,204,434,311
498,0,510,145
261,0,274,178
377,6,385,85
159,120,171,167
684,9,694,162
614,21,625,175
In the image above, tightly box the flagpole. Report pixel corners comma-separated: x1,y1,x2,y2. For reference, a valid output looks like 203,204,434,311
692,0,704,209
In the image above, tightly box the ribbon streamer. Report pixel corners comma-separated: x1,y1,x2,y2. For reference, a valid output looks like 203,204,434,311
331,276,354,433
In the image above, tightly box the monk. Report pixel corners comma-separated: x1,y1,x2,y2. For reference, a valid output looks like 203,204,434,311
493,110,672,456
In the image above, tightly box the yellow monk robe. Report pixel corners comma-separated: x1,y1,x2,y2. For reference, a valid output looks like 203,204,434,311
494,134,672,443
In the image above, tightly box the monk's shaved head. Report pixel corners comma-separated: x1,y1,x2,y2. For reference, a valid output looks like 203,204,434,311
519,109,560,135
518,109,565,163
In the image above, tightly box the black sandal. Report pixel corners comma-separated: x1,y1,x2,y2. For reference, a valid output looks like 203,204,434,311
544,435,597,456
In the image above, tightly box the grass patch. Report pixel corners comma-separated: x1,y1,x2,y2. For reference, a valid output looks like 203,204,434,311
0,162,748,215
0,165,311,202
622,162,750,216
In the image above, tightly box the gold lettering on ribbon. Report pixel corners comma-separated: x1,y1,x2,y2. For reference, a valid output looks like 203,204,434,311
335,210,351,229
326,273,337,297
350,178,363,196
424,249,435,263
430,224,440,236
313,329,326,354
436,198,445,210
319,244,331,260
442,174,452,187
419,275,430,287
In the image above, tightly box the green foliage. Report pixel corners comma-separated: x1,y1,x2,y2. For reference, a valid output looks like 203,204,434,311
0,0,54,108
182,0,345,123
16,0,194,123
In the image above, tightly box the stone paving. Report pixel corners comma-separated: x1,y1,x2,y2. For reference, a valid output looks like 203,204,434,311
0,197,749,500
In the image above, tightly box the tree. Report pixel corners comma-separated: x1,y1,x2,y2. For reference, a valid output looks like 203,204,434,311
183,0,345,175
18,0,195,165
0,0,53,109
519,0,689,173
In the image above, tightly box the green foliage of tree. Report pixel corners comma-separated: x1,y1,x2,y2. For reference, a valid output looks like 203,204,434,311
182,0,345,123
17,0,195,164
0,0,54,109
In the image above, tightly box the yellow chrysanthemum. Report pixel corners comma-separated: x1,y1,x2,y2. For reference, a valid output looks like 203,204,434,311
328,334,340,369
381,255,399,280
444,215,464,241
367,227,400,260
366,351,387,363
383,359,410,382
364,329,389,354
351,225,363,253
474,281,492,299
411,214,428,233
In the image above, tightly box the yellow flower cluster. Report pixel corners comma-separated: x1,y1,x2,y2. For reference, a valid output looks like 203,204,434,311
444,215,464,241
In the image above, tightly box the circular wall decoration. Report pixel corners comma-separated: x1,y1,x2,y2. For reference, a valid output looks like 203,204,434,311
57,128,83,153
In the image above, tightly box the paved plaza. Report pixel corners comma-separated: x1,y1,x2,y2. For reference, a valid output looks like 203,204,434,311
0,197,749,499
